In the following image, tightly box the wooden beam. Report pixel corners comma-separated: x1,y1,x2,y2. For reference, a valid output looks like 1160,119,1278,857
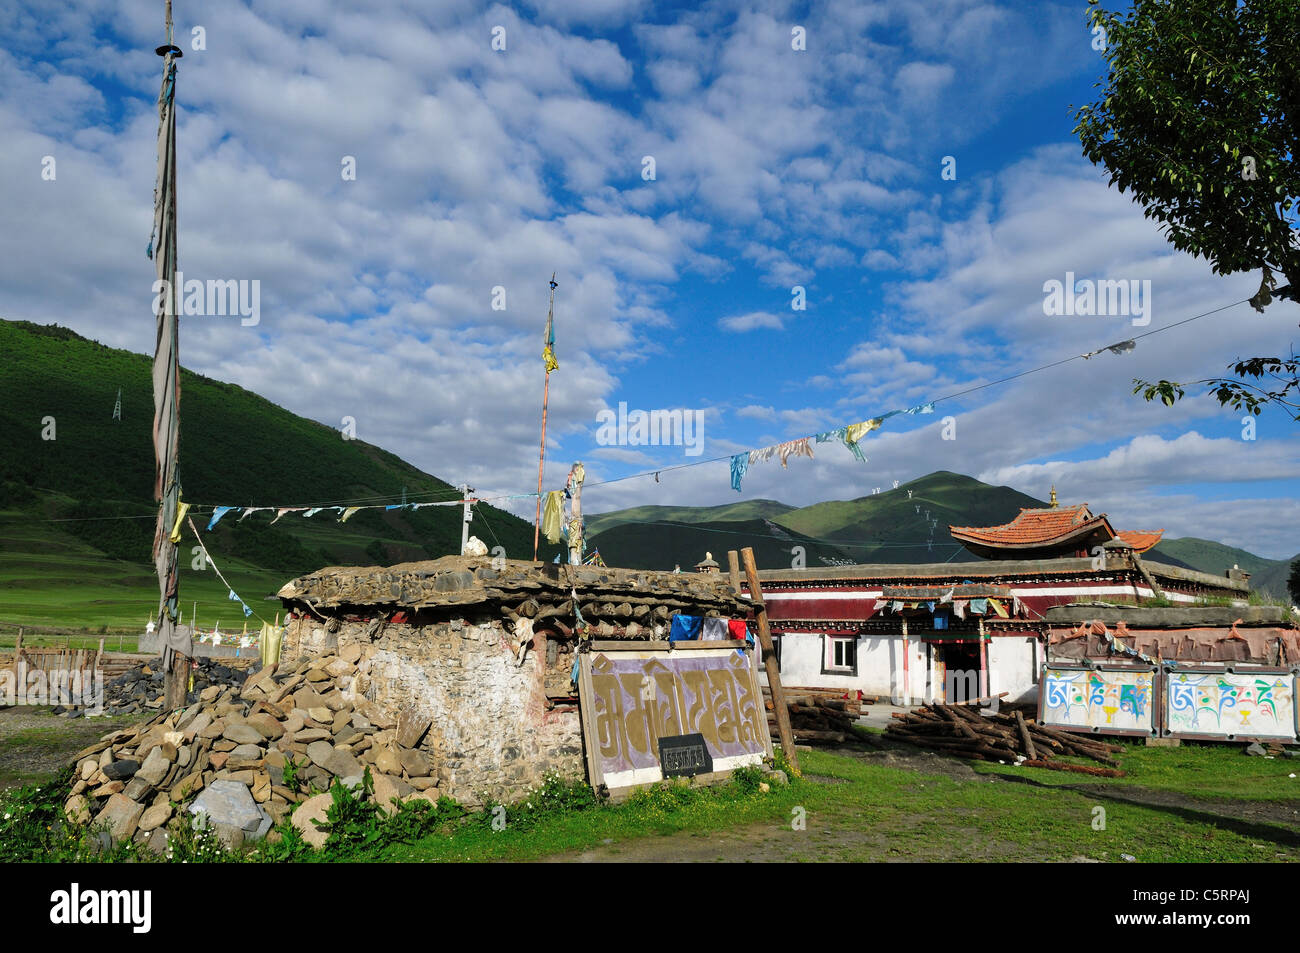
740,547,798,773
727,550,742,595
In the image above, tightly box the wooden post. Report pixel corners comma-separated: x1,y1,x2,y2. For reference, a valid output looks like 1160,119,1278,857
740,547,798,773
12,628,22,689
726,549,742,595
901,618,910,705
978,617,988,699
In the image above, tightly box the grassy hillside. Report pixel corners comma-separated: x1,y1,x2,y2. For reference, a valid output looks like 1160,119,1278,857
1245,555,1298,602
585,499,794,536
1151,537,1279,578
761,471,1043,563
1148,538,1297,600
586,472,1045,569
0,319,561,633
588,517,854,572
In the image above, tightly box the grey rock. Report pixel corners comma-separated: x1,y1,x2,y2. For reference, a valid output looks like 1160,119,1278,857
102,759,139,782
224,723,265,746
93,794,144,843
1245,742,1267,757
307,740,336,769
326,749,363,779
124,776,154,801
136,747,170,786
188,779,272,843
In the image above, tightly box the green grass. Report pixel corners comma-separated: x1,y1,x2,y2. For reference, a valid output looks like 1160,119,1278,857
3,734,1296,862
361,749,1299,863
975,740,1300,804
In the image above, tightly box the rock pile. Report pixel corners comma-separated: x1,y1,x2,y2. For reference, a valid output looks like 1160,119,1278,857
96,657,251,716
63,644,443,851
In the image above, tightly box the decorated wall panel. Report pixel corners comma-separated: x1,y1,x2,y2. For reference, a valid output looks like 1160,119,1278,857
1040,665,1157,736
578,643,771,796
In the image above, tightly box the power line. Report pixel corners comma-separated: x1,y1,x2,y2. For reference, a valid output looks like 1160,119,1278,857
14,292,1261,520
490,293,1256,498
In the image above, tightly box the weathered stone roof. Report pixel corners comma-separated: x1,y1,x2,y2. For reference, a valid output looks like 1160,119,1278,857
1042,603,1290,628
756,556,1249,593
277,555,749,616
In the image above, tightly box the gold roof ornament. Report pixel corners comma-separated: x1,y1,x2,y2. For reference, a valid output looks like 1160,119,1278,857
1049,485,1058,508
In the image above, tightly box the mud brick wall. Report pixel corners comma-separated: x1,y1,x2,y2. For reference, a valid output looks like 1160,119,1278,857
284,614,582,806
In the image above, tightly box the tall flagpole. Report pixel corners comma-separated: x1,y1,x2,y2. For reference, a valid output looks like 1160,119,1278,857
151,0,190,709
533,274,558,561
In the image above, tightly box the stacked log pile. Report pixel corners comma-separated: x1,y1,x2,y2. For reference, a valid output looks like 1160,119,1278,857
764,688,861,744
886,703,1126,776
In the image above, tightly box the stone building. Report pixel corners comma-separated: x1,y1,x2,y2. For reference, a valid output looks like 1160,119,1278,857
275,556,748,805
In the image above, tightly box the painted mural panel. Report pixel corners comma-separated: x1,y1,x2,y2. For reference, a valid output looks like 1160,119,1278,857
579,645,771,794
1164,669,1297,741
1041,666,1156,735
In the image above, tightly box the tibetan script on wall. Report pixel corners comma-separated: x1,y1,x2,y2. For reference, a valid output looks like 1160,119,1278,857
578,644,771,794
1164,669,1297,741
1041,665,1156,735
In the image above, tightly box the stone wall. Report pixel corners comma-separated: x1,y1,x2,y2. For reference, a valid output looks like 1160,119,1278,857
284,613,582,806
275,556,752,806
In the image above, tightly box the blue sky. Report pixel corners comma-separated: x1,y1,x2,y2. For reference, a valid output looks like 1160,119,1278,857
1,0,1298,559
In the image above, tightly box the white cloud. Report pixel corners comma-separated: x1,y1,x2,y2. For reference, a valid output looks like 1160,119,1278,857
718,311,785,332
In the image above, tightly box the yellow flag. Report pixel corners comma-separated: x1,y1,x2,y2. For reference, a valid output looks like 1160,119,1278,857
543,344,559,373
169,500,191,543
845,418,882,444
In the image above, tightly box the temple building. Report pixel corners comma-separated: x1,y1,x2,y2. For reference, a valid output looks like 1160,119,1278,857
948,487,1164,560
746,492,1262,706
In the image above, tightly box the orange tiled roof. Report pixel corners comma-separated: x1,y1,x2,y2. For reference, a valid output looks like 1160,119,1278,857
1114,529,1164,553
949,505,1113,547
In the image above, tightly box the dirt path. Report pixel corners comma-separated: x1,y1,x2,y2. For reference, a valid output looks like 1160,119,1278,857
0,707,137,791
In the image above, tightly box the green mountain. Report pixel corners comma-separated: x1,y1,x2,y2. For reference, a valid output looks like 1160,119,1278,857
585,499,794,536
588,472,1044,568
589,471,1296,586
1150,537,1276,579
769,470,1046,564
1148,538,1297,600
588,518,855,572
1253,557,1298,603
0,319,561,632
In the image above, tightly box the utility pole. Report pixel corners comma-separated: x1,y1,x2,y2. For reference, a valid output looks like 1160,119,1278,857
459,483,474,555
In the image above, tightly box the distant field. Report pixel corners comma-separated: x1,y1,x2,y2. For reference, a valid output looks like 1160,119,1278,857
0,504,287,637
